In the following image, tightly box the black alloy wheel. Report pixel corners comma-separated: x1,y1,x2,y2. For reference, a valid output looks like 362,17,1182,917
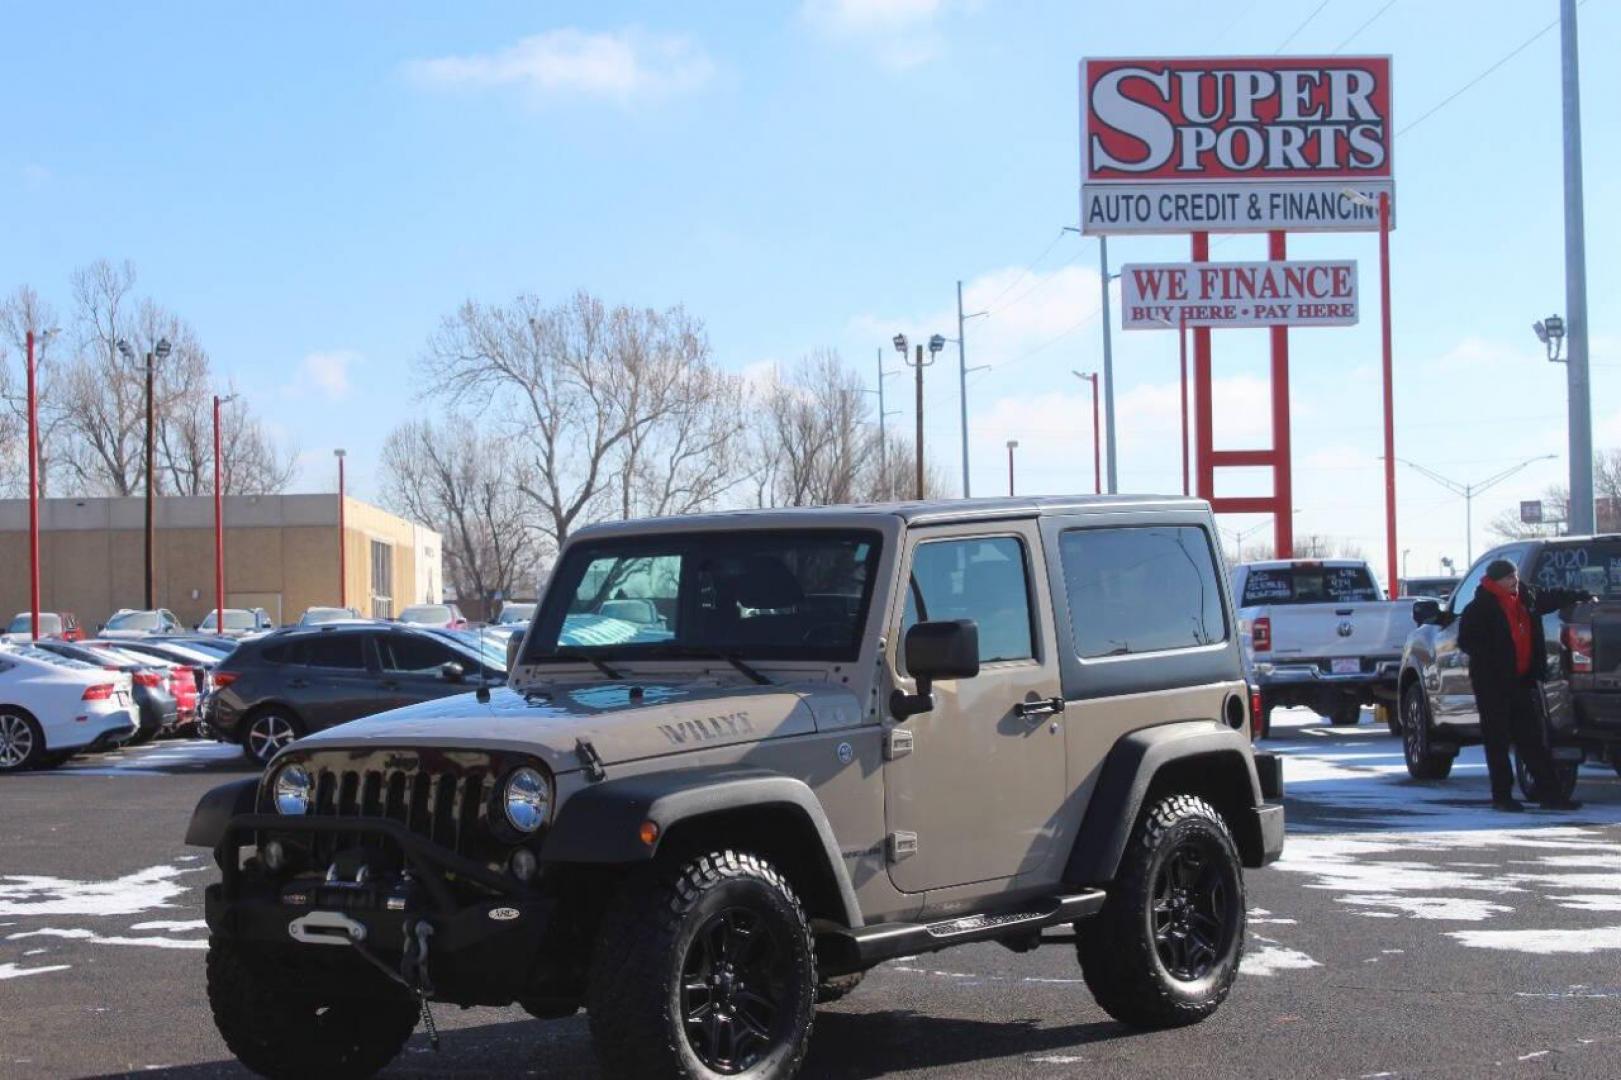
1150,841,1229,982
681,907,793,1074
1401,683,1453,780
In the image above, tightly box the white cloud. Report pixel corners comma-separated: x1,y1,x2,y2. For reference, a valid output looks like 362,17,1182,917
283,350,358,401
404,28,714,106
802,0,959,69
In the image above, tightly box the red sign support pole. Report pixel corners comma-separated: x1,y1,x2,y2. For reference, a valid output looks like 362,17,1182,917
1378,192,1398,597
1178,311,1189,497
1191,233,1214,501
1268,231,1293,558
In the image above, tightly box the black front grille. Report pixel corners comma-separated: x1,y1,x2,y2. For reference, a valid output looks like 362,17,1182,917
266,748,527,867
309,763,494,855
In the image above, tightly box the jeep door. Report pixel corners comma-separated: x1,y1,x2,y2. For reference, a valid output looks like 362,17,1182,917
884,523,1067,893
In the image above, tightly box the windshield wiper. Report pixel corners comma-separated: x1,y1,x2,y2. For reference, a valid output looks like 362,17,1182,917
540,650,623,680
645,645,772,686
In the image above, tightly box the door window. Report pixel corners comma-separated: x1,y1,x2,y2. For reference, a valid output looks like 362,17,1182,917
301,634,367,670
380,633,465,675
1450,547,1529,613
902,537,1034,664
1059,526,1226,658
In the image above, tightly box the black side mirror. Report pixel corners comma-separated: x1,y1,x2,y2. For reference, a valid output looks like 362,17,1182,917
440,661,465,683
1412,599,1441,626
891,620,980,720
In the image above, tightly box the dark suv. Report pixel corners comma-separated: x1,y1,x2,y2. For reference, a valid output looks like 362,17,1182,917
205,624,503,764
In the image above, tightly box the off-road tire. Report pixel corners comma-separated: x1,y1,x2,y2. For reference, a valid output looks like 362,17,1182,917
0,710,45,772
1401,683,1454,780
1516,752,1579,805
1328,703,1362,727
815,971,865,1004
587,850,817,1079
1079,794,1245,1029
205,936,418,1079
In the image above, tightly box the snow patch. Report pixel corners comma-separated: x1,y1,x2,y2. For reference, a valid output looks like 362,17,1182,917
1448,926,1621,955
0,961,70,980
0,864,204,917
8,927,207,951
128,920,208,932
1240,943,1321,976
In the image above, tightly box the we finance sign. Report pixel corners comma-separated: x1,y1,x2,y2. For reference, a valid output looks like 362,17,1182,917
1121,260,1359,329
1081,57,1393,235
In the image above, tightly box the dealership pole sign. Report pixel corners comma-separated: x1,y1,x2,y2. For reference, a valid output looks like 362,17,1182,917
1121,260,1358,329
1081,57,1393,234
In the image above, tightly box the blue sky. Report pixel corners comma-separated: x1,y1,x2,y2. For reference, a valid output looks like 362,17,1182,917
2,0,1616,582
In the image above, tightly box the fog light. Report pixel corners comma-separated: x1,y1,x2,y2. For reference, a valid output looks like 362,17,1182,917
509,848,539,882
261,839,287,872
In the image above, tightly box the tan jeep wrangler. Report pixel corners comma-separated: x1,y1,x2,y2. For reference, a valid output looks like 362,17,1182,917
188,496,1284,1079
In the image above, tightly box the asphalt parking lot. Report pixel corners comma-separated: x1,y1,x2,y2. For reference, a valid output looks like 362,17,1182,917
6,713,1621,1080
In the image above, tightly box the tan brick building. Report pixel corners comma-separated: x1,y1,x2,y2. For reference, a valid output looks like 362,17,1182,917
0,494,441,631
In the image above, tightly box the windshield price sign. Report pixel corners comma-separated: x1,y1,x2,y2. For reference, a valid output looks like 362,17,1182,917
1121,259,1358,329
1082,56,1393,235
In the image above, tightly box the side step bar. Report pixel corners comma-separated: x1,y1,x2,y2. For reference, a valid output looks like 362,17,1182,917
822,890,1106,971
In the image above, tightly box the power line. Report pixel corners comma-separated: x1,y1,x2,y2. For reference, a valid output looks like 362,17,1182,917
1275,0,1333,51
1398,4,1583,137
1332,0,1398,53
987,249,1085,316
982,229,1067,310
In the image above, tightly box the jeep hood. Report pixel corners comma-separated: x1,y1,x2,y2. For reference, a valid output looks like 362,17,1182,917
295,681,863,773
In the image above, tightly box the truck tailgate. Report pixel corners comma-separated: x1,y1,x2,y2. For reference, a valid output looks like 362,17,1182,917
1263,602,1408,660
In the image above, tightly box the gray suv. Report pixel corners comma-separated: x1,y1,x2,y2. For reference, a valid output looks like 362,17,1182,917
187,497,1283,1079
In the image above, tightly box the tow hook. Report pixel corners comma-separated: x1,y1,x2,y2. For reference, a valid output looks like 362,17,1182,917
401,920,439,1051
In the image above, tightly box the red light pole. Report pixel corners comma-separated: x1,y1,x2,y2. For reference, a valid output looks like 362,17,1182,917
212,394,236,634
334,449,347,609
25,329,39,641
1178,311,1189,497
1377,191,1398,598
1072,370,1101,494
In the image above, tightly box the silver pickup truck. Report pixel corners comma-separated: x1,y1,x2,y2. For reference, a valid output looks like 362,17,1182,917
1234,559,1411,735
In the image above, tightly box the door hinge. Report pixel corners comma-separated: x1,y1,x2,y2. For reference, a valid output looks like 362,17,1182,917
884,727,914,760
887,831,918,862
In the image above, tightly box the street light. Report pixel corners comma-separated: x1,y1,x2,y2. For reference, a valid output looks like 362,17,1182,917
898,334,939,499
334,449,348,608
1396,453,1559,565
892,334,908,355
117,336,172,609
1533,314,1566,362
1071,371,1101,495
25,327,59,641
212,393,238,637
1006,440,1019,496
1065,225,1119,493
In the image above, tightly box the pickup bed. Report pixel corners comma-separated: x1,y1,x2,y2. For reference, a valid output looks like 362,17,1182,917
1234,559,1409,733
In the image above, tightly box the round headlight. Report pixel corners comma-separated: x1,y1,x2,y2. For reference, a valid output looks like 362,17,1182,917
273,764,312,815
503,767,551,834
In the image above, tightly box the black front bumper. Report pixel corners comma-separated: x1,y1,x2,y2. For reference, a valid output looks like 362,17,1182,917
205,813,557,1006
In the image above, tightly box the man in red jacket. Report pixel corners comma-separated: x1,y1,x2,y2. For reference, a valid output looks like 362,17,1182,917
1458,559,1591,812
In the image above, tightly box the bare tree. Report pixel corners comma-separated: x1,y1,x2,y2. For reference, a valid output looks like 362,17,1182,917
0,287,72,497
750,351,946,508
421,290,746,545
381,418,546,614
1488,450,1621,541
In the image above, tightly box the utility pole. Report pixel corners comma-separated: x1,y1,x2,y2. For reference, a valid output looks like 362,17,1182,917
120,337,171,609
1561,0,1593,534
868,348,899,496
911,344,927,499
213,393,237,635
955,281,987,498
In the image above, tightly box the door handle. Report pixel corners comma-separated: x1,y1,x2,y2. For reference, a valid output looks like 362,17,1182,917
1014,697,1066,722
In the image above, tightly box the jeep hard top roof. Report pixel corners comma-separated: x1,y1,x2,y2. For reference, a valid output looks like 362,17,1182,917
572,495,1208,539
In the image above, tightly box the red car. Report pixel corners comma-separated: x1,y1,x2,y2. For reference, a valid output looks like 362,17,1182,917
3,611,83,642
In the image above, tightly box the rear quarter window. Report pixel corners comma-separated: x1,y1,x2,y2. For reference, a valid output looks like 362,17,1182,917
1059,526,1227,658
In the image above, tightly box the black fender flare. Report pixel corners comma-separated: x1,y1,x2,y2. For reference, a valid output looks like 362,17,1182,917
1064,721,1266,884
541,765,863,928
185,777,259,848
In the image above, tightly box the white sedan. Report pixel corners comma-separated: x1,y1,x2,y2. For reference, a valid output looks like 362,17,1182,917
0,644,138,772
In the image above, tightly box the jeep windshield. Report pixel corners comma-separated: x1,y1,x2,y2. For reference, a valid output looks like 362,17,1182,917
526,530,882,664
